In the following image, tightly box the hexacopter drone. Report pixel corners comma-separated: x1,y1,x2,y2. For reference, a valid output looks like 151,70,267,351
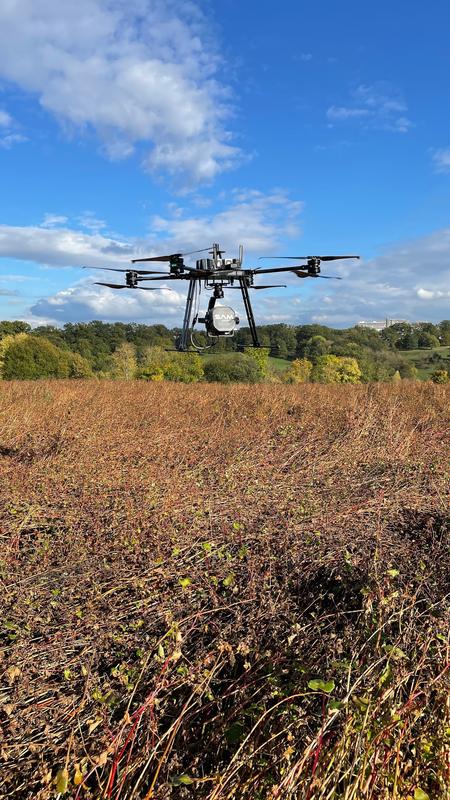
85,244,359,351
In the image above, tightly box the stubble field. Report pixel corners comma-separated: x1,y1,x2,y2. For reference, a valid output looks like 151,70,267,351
0,381,449,799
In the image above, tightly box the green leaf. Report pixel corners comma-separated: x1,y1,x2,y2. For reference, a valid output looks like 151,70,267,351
201,541,212,553
223,573,235,587
170,774,194,786
383,644,407,661
414,789,430,800
386,568,399,578
378,662,392,688
308,679,335,694
328,699,344,710
178,577,191,589
157,643,165,659
55,767,69,793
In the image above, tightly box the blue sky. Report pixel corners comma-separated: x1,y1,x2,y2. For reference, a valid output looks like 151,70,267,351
0,0,449,327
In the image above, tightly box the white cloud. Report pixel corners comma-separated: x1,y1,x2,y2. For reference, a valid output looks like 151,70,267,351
0,223,134,267
0,0,241,183
285,228,450,325
0,109,12,127
150,189,303,255
41,214,69,228
4,194,449,328
30,279,184,324
327,83,412,133
327,106,370,120
0,190,303,271
432,147,450,173
0,133,27,149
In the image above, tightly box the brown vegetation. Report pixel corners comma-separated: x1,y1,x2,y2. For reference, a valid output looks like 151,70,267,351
0,381,449,799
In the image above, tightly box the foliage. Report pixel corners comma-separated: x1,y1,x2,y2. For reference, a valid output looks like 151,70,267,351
138,346,204,383
431,368,449,384
110,342,138,380
283,357,313,383
1,319,450,382
244,346,270,377
0,382,448,799
203,352,262,383
311,354,362,383
1,335,71,380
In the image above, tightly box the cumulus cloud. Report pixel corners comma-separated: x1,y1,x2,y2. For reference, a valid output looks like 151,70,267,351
285,228,450,325
0,189,303,324
3,193,448,328
0,223,134,268
30,280,185,324
0,190,303,272
327,83,412,133
0,0,241,183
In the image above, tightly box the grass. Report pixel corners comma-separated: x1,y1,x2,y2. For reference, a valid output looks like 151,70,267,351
0,380,449,799
400,346,450,379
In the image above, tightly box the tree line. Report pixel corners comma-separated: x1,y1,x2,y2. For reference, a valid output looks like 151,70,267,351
0,319,449,383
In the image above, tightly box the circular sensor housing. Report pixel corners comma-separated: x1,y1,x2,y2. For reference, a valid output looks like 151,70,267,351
207,305,239,336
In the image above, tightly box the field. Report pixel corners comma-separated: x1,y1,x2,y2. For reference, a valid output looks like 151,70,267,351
0,381,449,800
401,346,450,379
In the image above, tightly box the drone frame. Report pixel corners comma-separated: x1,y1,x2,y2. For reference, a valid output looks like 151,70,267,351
84,245,360,352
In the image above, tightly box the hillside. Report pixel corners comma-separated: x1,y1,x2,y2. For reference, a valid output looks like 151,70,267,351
0,381,449,799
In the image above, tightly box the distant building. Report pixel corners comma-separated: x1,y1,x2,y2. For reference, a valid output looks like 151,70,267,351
357,319,407,331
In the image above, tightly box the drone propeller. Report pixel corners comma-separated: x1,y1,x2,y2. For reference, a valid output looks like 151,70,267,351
132,247,211,264
255,265,342,278
258,255,360,262
83,266,168,275
94,282,170,291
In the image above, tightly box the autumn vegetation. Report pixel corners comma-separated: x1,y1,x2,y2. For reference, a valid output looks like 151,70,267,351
0,379,449,799
1,320,450,384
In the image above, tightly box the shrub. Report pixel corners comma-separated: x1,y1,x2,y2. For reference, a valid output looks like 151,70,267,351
311,354,362,384
283,357,313,383
204,353,262,383
431,369,449,384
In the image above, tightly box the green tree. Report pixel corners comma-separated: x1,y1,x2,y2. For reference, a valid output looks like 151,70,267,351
417,332,440,349
204,353,261,383
66,352,93,378
0,333,29,377
0,320,31,338
2,336,69,379
438,320,450,345
304,335,330,361
311,355,361,384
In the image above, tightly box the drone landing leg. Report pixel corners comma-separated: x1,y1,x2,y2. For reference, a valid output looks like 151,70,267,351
179,278,196,351
239,278,260,348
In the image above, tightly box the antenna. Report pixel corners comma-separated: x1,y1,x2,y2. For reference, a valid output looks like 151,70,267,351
239,244,244,266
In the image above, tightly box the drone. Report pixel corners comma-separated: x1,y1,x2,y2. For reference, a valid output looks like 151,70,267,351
84,244,359,351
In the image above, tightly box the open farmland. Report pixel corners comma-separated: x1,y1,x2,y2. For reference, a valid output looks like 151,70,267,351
0,381,449,800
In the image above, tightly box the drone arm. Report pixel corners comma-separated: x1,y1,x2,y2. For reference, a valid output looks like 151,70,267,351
254,266,309,275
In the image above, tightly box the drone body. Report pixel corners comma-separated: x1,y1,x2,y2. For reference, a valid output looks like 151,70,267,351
85,244,359,352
